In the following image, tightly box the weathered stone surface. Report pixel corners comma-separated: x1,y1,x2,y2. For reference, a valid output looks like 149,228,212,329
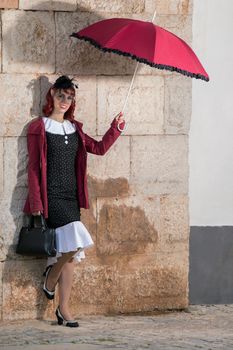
87,135,130,181
130,135,189,196
0,138,3,195
96,196,159,256
0,262,2,320
19,0,76,11
15,0,193,14
2,259,54,320
96,195,189,257
155,14,192,44
0,223,6,261
3,137,28,201
164,75,192,134
70,252,188,315
2,10,55,73
86,135,130,200
159,194,189,250
77,0,145,13
88,176,130,199
146,0,193,15
40,75,97,135
56,12,139,75
74,76,97,135
0,74,40,136
0,14,2,71
0,199,26,261
2,252,187,321
97,75,164,135
0,0,18,8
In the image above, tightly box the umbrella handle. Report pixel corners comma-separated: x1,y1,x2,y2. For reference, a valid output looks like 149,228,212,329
117,121,128,133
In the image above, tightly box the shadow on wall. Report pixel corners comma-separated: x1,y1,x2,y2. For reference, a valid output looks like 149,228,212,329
2,1,154,321
2,1,141,75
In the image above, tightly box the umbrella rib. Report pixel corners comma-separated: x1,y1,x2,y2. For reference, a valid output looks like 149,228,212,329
102,22,134,48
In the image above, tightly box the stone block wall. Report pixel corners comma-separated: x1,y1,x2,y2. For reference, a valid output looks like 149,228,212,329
0,0,192,320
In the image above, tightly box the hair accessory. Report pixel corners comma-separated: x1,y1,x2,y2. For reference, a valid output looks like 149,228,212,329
53,75,79,90
70,77,79,89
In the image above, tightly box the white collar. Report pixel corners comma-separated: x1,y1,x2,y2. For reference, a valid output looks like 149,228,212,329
42,117,76,135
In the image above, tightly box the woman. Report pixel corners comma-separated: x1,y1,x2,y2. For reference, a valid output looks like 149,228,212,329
23,75,125,327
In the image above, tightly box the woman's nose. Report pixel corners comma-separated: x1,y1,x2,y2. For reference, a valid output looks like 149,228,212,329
61,96,69,103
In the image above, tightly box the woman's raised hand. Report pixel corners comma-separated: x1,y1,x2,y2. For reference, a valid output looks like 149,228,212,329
115,111,125,126
114,111,126,132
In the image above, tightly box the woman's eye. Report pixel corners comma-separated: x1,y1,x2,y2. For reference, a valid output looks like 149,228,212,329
56,93,73,101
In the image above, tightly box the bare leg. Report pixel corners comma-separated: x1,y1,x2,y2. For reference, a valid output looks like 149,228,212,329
46,251,77,292
58,257,76,320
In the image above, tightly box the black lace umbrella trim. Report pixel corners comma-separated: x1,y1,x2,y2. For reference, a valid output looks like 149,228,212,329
71,33,209,82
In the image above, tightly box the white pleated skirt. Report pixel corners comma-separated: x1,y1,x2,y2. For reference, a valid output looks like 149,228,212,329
46,221,94,267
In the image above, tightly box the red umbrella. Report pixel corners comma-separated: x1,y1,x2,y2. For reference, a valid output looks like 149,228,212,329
71,14,209,131
71,17,209,82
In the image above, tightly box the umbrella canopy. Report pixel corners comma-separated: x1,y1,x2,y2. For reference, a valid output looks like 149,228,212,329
71,17,209,82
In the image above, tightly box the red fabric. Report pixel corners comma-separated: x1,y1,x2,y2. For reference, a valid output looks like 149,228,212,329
73,18,209,80
23,116,124,219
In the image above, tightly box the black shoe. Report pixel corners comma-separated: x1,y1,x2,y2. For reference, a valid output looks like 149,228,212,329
42,264,54,277
42,265,55,300
55,306,79,327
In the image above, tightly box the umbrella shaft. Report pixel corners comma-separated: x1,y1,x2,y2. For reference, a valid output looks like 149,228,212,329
122,61,140,114
151,9,157,23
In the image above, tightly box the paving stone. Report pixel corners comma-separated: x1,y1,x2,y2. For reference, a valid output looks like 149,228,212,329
0,138,3,195
1,305,233,349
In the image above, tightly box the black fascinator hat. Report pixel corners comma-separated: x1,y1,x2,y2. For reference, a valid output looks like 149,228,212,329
53,75,79,89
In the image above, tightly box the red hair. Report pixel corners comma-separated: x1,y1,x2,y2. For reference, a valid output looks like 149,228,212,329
42,87,76,120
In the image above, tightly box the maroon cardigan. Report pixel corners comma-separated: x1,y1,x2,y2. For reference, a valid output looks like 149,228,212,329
23,116,123,219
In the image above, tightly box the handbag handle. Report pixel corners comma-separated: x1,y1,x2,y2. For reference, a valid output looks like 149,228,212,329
29,214,48,229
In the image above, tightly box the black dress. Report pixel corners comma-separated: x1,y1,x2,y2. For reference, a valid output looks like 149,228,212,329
45,129,81,229
43,117,94,267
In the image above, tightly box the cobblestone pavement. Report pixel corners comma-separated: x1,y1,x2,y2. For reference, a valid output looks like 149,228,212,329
1,305,233,350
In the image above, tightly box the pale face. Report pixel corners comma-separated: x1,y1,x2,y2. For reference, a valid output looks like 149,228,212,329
51,88,74,114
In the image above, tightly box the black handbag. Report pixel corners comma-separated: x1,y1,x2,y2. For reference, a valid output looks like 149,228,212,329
16,214,57,257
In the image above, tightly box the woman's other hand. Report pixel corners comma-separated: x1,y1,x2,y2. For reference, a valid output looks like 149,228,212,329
32,211,41,216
